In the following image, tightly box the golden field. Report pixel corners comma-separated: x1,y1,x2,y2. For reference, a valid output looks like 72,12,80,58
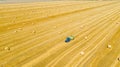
0,1,120,67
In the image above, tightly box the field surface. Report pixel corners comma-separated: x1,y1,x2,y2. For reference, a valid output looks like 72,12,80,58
0,1,120,67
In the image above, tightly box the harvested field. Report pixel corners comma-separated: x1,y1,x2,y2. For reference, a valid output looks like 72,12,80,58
0,1,120,67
